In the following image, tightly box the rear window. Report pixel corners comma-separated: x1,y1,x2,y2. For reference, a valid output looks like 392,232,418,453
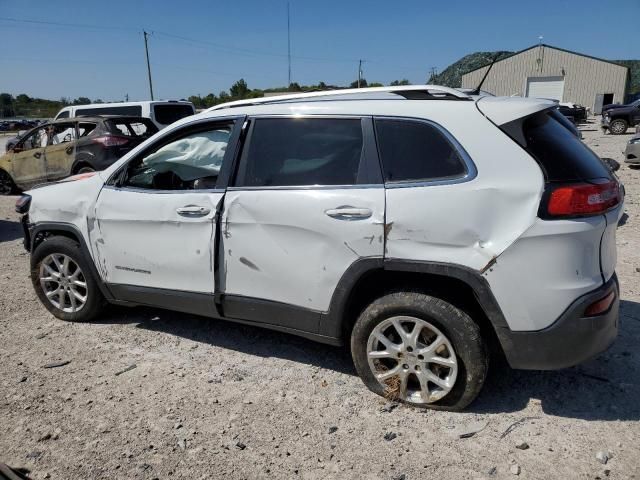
106,119,158,138
76,106,142,117
522,112,610,182
235,118,363,187
374,119,467,183
153,104,195,125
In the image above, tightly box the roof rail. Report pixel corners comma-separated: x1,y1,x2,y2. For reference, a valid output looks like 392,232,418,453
207,85,470,111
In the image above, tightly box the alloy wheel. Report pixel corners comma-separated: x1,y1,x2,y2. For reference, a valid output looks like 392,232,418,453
39,253,88,313
610,120,627,135
367,316,458,404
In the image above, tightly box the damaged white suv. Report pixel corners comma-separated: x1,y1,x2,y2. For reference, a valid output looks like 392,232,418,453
17,86,622,411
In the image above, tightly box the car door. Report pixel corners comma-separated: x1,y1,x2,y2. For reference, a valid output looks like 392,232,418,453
90,117,243,297
220,116,385,331
44,121,77,181
10,126,48,188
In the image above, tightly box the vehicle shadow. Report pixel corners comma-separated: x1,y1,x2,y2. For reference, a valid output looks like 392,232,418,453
470,299,640,420
96,305,356,376
0,219,23,243
94,299,640,420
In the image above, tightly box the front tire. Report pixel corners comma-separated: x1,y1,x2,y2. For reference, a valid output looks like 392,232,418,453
351,292,488,411
609,119,628,135
31,236,105,322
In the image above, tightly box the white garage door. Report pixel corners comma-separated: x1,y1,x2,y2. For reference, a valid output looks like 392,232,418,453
526,76,565,101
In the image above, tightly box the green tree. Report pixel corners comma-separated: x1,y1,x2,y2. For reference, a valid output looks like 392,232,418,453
229,79,250,99
73,97,91,105
349,78,368,88
368,82,384,87
389,79,411,86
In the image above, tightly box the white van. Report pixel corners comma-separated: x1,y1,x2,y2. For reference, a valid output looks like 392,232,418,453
54,100,195,129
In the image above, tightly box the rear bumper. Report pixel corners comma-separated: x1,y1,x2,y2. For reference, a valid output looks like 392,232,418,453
497,274,619,370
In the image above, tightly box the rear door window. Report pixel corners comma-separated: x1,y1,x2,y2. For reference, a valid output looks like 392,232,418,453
374,118,468,183
75,106,142,117
107,119,158,138
234,118,364,187
522,111,610,182
153,104,195,125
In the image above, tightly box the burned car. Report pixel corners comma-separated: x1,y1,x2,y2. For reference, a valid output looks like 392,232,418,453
0,116,158,194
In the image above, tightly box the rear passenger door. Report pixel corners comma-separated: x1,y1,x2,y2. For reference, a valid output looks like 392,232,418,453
44,122,77,180
220,116,384,331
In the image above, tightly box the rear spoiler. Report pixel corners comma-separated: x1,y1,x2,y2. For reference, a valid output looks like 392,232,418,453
476,96,556,126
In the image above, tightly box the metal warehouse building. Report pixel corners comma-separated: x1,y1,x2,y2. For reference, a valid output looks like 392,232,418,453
461,44,628,113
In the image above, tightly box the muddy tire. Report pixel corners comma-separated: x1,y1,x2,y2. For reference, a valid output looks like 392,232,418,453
351,291,488,411
609,119,628,135
31,236,106,322
0,169,16,195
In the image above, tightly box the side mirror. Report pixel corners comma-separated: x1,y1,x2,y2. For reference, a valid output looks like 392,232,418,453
63,133,72,143
602,157,620,172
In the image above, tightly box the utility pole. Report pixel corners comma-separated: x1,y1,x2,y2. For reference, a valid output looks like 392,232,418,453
358,59,363,88
287,2,291,87
143,31,154,100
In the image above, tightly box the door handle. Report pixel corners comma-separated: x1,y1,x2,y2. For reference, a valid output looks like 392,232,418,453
33,151,41,159
66,146,74,155
176,205,211,217
325,206,372,220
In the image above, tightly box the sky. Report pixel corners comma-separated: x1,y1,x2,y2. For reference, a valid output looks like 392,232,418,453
1,0,638,102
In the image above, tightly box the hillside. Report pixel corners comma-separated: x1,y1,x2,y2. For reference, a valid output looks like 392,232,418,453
429,51,513,88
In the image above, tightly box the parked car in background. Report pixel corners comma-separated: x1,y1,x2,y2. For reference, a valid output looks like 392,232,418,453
625,134,640,166
557,102,587,123
602,99,640,134
54,100,195,129
602,98,640,114
17,86,622,411
0,116,158,194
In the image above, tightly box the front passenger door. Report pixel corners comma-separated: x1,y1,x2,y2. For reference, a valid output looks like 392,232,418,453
11,126,48,188
91,118,243,295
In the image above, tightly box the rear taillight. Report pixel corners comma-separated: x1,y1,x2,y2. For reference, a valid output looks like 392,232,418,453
91,135,129,147
584,290,616,317
546,179,621,217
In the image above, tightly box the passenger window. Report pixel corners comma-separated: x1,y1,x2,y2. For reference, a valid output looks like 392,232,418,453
375,119,467,183
50,123,76,144
235,118,363,187
122,125,232,191
78,123,97,137
20,127,48,150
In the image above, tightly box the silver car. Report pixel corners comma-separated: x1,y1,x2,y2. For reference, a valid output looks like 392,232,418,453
625,133,640,165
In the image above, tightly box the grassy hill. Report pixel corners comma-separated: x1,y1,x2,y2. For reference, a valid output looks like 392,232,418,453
429,51,513,88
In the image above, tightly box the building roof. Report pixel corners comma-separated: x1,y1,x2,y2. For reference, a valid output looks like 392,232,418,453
463,44,629,77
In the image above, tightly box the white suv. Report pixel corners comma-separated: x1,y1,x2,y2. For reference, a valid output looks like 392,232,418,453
17,86,622,411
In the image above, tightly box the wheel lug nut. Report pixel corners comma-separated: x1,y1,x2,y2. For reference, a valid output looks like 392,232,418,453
418,354,424,360
414,365,421,371
402,364,409,370
406,346,413,352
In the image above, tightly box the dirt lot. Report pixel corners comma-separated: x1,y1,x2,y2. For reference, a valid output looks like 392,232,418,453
1,121,639,480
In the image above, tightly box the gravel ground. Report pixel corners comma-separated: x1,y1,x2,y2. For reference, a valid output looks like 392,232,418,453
1,120,639,479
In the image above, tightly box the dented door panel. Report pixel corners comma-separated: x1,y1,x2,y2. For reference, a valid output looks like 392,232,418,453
91,187,222,293
44,142,75,181
221,188,385,312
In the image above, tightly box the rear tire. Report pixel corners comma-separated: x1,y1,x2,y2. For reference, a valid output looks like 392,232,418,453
77,166,95,174
0,170,16,195
351,291,489,411
31,236,106,322
609,119,628,135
